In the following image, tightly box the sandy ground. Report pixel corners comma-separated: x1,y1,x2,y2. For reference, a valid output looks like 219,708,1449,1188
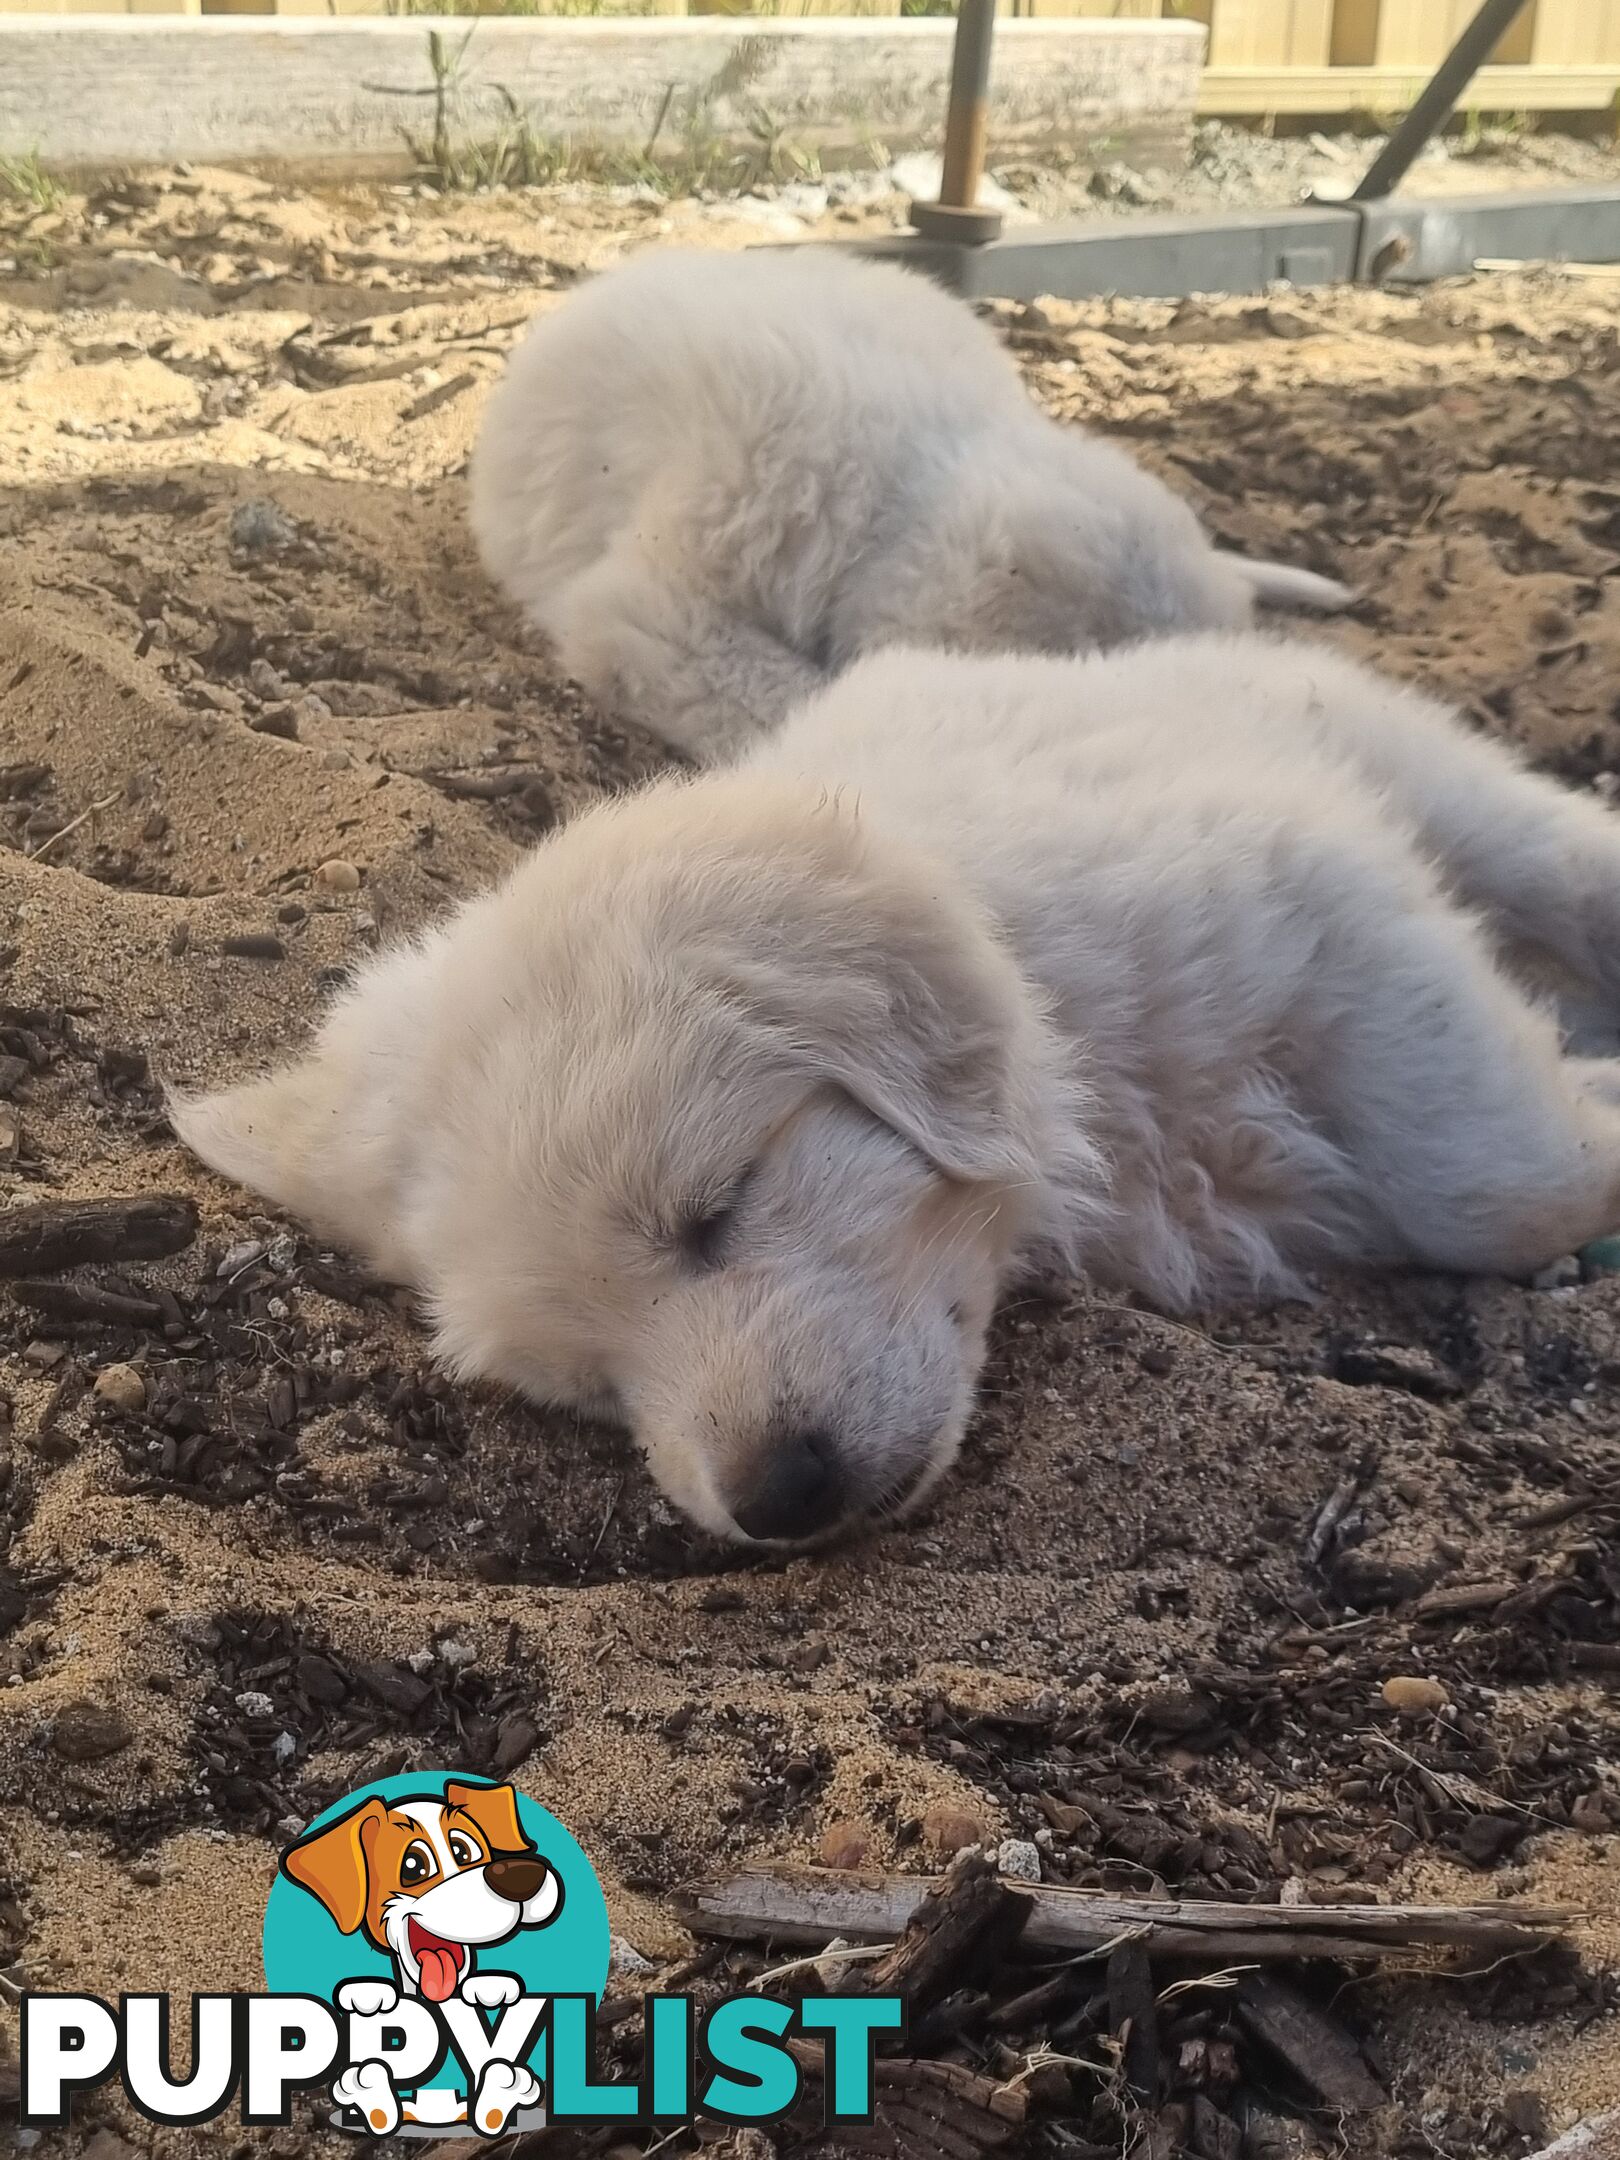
0,167,1618,2160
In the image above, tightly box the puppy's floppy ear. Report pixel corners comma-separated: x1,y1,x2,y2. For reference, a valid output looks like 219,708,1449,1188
444,1780,533,1858
167,939,439,1278
169,1059,338,1223
282,1798,386,1935
730,800,1059,1189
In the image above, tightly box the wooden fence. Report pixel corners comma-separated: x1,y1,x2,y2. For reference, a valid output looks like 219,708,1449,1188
1179,0,1620,112
993,0,1620,112
5,0,1620,119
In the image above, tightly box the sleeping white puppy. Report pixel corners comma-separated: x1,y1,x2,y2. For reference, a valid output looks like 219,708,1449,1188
173,635,1620,1545
468,249,1350,761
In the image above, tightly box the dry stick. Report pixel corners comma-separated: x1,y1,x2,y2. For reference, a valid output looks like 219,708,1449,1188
27,790,119,862
677,1865,1572,1967
0,1193,199,1278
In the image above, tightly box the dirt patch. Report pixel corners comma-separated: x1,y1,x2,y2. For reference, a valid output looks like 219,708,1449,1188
0,169,1617,2160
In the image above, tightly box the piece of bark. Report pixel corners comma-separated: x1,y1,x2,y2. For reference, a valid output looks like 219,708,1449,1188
677,1864,1569,1965
1108,1938,1161,2100
9,1279,165,1327
1413,1580,1519,1619
1190,2094,1242,2160
1305,1444,1377,1567
912,1986,992,2052
219,933,286,962
858,1848,1026,2009
0,1194,198,1277
986,1971,1075,2031
789,2038,1027,2152
1234,1972,1385,2112
1128,2108,1188,2160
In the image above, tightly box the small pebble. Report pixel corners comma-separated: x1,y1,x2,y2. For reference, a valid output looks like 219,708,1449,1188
234,1690,276,1719
314,857,362,894
1381,1675,1448,1716
93,1363,146,1414
811,1935,856,1990
229,499,298,553
1530,1255,1580,1291
817,1822,872,1871
608,1935,655,1979
50,1700,134,1762
920,1802,987,1857
996,1837,1042,1882
82,2133,141,2160
218,1239,265,1277
248,704,299,742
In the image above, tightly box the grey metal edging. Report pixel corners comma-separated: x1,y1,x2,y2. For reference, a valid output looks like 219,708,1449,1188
831,187,1620,301
1350,184,1620,282
843,206,1361,302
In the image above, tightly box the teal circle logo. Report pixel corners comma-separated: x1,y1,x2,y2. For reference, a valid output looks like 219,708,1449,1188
262,1774,610,2134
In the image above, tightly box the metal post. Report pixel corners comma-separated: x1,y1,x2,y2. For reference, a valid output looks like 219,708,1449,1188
909,0,1005,246
1351,0,1533,203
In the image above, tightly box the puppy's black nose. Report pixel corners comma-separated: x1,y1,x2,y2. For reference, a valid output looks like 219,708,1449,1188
732,1430,846,1542
485,1856,547,1904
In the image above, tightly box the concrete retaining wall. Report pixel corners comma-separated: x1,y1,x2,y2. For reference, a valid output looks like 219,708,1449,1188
0,15,1206,170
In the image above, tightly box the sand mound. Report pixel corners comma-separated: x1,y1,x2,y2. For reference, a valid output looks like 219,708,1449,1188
1,170,1617,2158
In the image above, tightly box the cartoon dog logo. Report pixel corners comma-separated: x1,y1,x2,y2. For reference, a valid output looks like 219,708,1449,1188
282,1779,565,2134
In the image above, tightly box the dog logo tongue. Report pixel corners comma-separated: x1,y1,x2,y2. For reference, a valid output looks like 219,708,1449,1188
409,1922,464,2004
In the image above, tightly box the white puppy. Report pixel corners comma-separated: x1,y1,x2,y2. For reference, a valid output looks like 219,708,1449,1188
468,249,1349,761
173,635,1620,1545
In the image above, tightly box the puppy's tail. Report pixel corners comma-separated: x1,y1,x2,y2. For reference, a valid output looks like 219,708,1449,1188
1226,555,1356,614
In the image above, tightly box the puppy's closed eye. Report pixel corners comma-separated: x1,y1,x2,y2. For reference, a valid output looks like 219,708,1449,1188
676,1160,759,1271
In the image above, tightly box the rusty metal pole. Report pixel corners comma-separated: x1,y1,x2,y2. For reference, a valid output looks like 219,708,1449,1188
909,0,1005,245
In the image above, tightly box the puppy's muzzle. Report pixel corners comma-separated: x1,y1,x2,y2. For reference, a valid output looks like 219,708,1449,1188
730,1427,846,1542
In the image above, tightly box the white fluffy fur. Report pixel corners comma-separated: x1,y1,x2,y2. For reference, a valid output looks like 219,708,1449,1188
468,249,1350,761
172,633,1620,1543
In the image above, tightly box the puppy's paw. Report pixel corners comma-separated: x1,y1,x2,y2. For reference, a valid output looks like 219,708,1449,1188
336,1978,399,2013
472,2059,541,2138
333,2059,401,2136
460,1970,522,2010
336,1978,399,2019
